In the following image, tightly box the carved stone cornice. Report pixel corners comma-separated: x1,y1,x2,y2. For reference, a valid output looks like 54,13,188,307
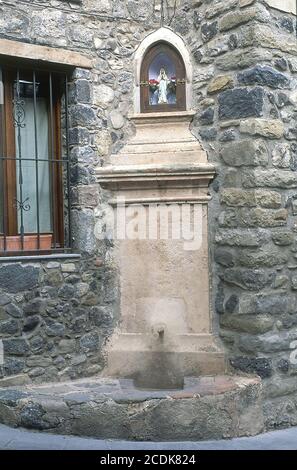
96,111,215,201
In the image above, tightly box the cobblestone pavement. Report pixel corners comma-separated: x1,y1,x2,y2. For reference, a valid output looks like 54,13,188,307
0,424,296,450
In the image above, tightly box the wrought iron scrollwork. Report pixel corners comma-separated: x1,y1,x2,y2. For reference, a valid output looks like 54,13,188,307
13,197,31,212
13,77,26,129
12,97,26,128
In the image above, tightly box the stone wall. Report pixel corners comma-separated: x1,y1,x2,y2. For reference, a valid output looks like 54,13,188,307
0,0,297,430
0,258,118,385
189,0,297,429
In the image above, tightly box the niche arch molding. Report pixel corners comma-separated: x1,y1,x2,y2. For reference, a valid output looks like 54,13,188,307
133,27,193,113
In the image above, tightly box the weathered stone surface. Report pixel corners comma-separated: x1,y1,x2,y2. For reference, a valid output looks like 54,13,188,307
0,265,40,293
238,249,287,267
70,104,97,127
201,21,218,42
73,80,91,104
198,107,214,125
242,24,297,55
219,87,264,120
221,315,274,334
274,58,288,71
3,338,30,356
220,268,271,291
288,58,297,73
0,376,264,440
45,323,66,337
238,66,290,89
71,209,96,255
0,294,10,306
219,5,269,31
199,127,217,141
61,263,77,273
70,162,91,184
272,231,294,246
254,190,282,208
69,127,90,146
219,129,236,142
238,208,287,228
239,293,295,315
214,248,235,267
89,306,113,328
79,332,100,351
291,276,297,290
70,145,96,164
230,357,273,378
216,49,273,71
274,275,289,289
26,357,52,368
110,110,125,129
220,139,268,167
221,189,256,206
207,75,234,94
239,0,255,6
4,303,23,318
272,144,292,168
215,229,266,247
24,299,46,316
93,84,114,108
238,331,297,354
23,316,40,333
206,0,238,19
19,403,49,430
225,294,239,313
3,358,25,376
240,119,284,138
58,339,76,354
0,319,19,335
28,368,45,378
243,169,297,188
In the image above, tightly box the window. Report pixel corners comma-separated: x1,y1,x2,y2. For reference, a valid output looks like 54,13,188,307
0,65,71,255
140,43,186,113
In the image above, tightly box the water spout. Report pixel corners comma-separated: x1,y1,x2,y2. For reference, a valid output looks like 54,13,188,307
133,321,184,390
152,323,166,341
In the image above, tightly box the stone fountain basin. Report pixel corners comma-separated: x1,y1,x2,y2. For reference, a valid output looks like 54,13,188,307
0,375,264,441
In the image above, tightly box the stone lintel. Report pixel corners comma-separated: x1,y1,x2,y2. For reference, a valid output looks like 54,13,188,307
0,38,92,69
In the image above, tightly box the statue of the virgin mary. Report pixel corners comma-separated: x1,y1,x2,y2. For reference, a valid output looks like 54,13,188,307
157,68,169,104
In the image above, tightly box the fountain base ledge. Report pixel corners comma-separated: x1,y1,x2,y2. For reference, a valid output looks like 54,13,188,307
0,375,264,441
105,333,226,377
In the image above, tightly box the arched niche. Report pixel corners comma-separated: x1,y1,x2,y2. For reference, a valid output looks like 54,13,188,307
134,27,193,113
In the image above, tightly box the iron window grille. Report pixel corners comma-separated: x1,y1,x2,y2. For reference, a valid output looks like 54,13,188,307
0,65,71,255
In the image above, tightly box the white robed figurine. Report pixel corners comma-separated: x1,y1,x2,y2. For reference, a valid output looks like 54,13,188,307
157,68,169,104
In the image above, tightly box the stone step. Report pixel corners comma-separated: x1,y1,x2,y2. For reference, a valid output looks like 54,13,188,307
0,375,264,441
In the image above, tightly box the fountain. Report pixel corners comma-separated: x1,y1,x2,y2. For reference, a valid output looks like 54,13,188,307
97,111,226,383
0,112,264,441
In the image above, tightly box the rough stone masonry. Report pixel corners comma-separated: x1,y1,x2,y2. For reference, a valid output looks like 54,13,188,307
0,0,297,431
